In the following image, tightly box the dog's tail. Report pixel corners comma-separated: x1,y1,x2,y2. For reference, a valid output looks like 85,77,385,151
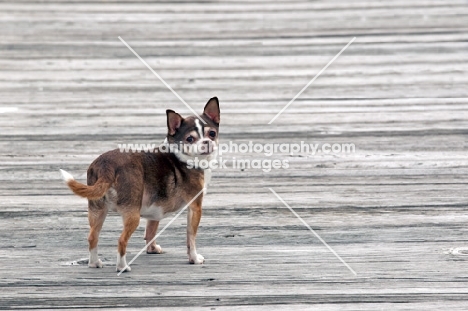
59,169,111,200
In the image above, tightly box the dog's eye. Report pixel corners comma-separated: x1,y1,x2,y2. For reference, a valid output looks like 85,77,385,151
186,136,195,143
209,130,216,138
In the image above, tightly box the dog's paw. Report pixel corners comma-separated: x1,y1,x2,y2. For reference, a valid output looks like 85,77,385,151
189,253,205,264
116,265,131,273
116,253,131,272
88,259,103,268
146,244,163,254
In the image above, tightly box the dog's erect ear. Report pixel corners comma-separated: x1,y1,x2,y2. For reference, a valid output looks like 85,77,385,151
166,109,184,136
203,97,220,124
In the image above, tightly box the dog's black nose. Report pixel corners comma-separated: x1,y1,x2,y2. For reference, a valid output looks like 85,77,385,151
200,140,213,154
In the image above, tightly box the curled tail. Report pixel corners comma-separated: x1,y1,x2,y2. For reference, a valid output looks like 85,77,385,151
59,169,111,200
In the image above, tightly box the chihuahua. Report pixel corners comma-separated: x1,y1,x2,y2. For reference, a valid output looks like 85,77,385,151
60,97,220,272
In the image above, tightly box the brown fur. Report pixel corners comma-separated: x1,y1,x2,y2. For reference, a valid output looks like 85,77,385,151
62,97,220,272
67,177,112,200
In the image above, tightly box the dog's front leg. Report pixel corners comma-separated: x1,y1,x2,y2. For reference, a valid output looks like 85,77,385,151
145,220,163,254
187,202,204,264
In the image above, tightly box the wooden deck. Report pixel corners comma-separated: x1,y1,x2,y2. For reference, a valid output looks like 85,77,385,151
1,0,468,309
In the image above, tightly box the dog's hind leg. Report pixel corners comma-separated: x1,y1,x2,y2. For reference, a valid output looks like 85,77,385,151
87,200,108,268
116,211,140,272
145,220,163,254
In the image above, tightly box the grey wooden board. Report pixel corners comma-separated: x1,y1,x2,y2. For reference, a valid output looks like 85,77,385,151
1,0,468,310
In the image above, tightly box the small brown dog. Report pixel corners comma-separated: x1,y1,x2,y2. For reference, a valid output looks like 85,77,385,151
60,97,220,272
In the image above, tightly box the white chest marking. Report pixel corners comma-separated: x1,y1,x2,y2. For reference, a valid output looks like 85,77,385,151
140,204,165,221
195,119,204,139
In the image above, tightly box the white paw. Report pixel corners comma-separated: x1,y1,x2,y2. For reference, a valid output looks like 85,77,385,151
189,253,205,264
88,259,103,268
146,244,163,254
116,253,131,272
116,265,131,272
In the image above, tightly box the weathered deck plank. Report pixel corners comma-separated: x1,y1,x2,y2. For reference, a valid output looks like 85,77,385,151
1,0,468,310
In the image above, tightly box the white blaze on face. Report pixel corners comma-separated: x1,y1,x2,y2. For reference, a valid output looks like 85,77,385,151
195,119,204,140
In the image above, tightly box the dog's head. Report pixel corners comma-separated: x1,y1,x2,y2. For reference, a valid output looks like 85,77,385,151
165,97,220,164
